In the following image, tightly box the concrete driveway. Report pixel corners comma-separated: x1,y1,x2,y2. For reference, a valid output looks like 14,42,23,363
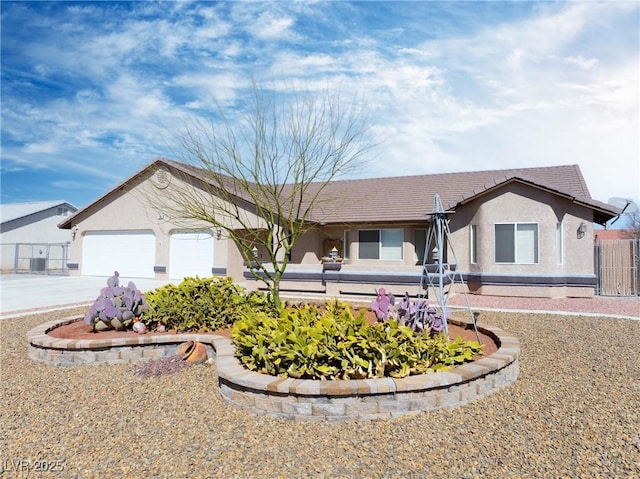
0,274,173,319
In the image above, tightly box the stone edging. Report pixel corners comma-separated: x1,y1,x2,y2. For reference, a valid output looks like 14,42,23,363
27,318,520,420
26,317,225,365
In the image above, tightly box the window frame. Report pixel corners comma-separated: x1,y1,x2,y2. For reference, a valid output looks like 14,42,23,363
556,222,563,265
494,222,539,264
357,228,404,260
470,224,478,264
343,230,350,260
414,228,427,263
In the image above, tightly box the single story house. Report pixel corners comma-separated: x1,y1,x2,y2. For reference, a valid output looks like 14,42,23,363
59,158,619,298
1,200,77,272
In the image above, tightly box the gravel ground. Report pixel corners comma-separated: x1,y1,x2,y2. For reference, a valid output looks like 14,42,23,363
1,305,639,479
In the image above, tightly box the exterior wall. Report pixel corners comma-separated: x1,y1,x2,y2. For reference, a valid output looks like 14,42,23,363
294,225,424,268
449,184,595,297
293,230,324,263
248,184,597,298
1,207,75,271
66,167,263,279
450,183,594,275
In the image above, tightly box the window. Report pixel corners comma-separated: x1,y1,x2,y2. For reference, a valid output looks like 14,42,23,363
495,223,538,264
358,229,403,260
57,207,68,216
556,222,563,265
414,229,426,263
343,230,350,260
470,225,478,264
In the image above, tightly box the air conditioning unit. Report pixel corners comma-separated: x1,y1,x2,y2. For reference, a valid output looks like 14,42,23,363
30,257,46,272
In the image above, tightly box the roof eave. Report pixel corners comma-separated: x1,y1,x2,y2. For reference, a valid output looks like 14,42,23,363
454,176,619,226
58,158,277,229
58,158,172,229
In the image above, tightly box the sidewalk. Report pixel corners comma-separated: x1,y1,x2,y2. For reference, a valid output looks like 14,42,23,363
1,274,638,320
0,274,173,320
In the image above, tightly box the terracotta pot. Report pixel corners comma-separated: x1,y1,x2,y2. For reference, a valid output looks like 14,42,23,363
177,340,207,364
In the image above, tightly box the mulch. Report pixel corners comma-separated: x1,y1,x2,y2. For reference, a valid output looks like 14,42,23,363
49,311,498,356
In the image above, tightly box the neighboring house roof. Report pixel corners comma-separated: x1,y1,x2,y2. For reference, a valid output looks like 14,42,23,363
59,158,621,229
0,200,77,224
594,229,637,240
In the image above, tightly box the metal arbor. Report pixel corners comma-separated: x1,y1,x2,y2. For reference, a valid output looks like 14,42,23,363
418,194,481,342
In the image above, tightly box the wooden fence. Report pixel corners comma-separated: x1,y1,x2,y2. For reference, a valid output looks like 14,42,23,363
594,238,639,296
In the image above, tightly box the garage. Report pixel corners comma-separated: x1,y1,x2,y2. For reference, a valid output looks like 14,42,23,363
82,231,156,278
169,230,214,280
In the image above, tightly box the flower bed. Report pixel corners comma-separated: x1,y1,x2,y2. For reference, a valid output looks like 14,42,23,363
27,317,518,420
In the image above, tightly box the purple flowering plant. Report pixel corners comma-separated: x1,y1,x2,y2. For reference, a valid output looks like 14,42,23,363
372,290,445,336
370,288,395,321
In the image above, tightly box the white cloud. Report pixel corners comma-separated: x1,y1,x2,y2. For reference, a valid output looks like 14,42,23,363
253,12,295,40
349,2,640,204
1,1,637,206
561,55,599,70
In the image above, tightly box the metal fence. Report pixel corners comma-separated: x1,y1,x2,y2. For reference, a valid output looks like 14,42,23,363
594,238,639,296
8,243,71,275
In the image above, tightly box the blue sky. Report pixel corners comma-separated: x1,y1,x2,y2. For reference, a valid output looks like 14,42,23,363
1,1,639,215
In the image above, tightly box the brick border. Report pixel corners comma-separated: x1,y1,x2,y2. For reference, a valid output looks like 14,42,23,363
26,316,225,366
27,318,519,420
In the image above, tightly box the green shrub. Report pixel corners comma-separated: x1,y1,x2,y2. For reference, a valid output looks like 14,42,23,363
231,301,483,380
143,277,276,332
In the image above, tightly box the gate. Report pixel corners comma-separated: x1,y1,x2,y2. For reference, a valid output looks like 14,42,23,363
13,243,70,275
595,238,639,296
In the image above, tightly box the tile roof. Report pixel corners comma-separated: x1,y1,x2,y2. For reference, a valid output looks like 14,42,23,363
59,159,620,228
0,200,76,224
147,160,623,226
297,164,619,225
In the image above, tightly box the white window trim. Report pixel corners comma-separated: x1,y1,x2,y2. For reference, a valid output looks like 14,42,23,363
556,222,563,265
343,230,350,260
470,224,478,264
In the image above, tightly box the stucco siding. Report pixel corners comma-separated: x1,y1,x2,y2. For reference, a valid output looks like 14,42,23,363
450,183,595,276
66,168,261,279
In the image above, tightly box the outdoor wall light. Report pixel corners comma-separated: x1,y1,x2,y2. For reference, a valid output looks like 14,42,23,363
431,246,439,261
215,227,222,240
252,246,259,259
71,225,78,240
156,212,164,220
577,222,587,238
329,246,339,262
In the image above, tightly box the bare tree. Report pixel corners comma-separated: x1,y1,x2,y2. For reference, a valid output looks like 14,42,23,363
155,82,372,308
623,211,640,239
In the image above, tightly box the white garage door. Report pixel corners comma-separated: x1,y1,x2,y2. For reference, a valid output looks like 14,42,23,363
169,230,214,280
82,231,156,278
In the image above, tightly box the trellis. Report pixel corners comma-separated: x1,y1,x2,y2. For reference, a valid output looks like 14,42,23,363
418,194,480,342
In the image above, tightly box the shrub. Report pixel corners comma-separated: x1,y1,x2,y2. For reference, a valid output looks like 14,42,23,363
231,301,483,380
84,271,149,332
143,276,276,332
371,289,445,336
